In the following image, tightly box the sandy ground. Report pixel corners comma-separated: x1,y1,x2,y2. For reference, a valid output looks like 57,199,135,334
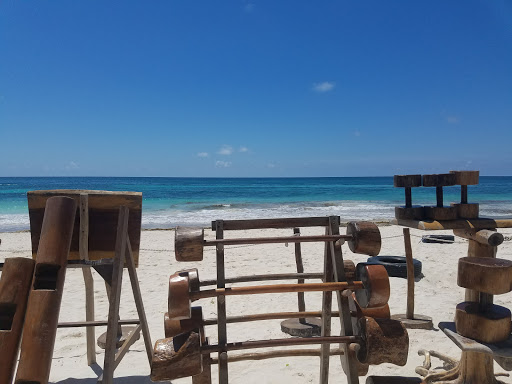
2,224,512,383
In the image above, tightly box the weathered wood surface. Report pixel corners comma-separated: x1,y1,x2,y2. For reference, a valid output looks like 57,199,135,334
455,302,511,344
356,316,408,366
165,307,203,338
452,202,479,219
354,264,390,309
0,257,35,384
393,175,422,188
458,257,512,294
422,173,457,187
347,221,381,256
423,206,458,221
453,229,503,246
450,170,480,185
209,348,344,362
366,376,422,384
404,228,415,319
151,333,203,381
212,216,337,230
27,190,142,265
391,218,512,231
394,206,424,220
15,196,76,384
176,227,204,261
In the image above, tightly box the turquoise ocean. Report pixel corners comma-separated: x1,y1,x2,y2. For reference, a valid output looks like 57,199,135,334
1,177,512,232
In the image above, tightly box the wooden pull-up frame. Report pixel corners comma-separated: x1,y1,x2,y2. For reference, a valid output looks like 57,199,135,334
27,190,152,384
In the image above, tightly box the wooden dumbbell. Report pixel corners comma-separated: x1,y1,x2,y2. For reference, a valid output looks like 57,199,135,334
450,170,479,219
393,175,424,220
168,265,389,320
151,316,408,381
0,257,35,384
354,264,390,309
15,196,77,384
422,173,458,220
175,221,381,261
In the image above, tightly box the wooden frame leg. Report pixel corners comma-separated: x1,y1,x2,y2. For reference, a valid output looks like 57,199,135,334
100,206,129,384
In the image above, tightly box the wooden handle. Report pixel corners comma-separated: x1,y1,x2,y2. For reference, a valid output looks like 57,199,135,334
453,229,503,247
191,281,364,300
204,234,349,246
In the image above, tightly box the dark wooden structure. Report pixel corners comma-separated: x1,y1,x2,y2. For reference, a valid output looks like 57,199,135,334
26,190,152,384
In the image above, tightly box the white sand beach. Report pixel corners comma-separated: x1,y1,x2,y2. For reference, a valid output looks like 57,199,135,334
2,224,512,383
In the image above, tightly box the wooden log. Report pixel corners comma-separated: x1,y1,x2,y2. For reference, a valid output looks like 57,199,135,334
347,221,381,256
453,229,503,247
467,239,497,258
15,196,77,384
455,302,511,343
450,170,479,186
393,175,422,188
354,264,390,309
209,348,344,362
0,258,35,384
457,257,512,294
356,317,408,366
151,332,203,381
176,227,204,261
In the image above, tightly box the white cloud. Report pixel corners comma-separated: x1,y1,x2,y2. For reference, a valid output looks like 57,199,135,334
65,161,79,170
446,116,459,124
218,145,234,155
197,152,209,158
353,130,361,137
216,161,232,168
239,146,249,153
313,82,335,93
244,3,255,12
267,163,276,168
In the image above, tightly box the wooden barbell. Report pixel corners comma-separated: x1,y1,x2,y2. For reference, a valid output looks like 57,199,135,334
175,221,381,261
151,315,408,381
168,264,390,320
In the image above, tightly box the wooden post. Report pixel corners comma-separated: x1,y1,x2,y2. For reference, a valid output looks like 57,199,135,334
294,228,306,321
404,228,414,319
80,193,96,365
320,226,334,384
101,206,129,384
215,220,228,384
15,196,77,384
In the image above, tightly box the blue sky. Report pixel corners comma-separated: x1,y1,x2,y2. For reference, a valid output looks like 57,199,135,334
1,1,511,177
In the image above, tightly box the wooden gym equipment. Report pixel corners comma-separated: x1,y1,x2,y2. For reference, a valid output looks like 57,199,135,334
392,170,512,384
25,190,153,384
152,216,409,384
0,257,35,384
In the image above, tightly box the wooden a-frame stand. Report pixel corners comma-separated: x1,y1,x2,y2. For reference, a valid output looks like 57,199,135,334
27,190,153,384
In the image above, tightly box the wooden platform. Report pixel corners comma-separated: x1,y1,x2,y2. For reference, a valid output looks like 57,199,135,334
27,190,142,266
439,321,512,371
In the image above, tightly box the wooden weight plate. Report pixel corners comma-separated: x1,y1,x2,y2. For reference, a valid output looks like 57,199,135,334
422,173,457,187
165,307,204,338
355,264,390,309
352,293,390,319
395,206,424,220
168,272,192,320
393,175,422,188
451,203,479,219
175,227,204,261
423,206,458,221
450,170,479,185
341,342,369,377
455,302,511,343
356,316,408,366
347,221,381,256
151,332,203,381
177,268,200,292
458,257,512,294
